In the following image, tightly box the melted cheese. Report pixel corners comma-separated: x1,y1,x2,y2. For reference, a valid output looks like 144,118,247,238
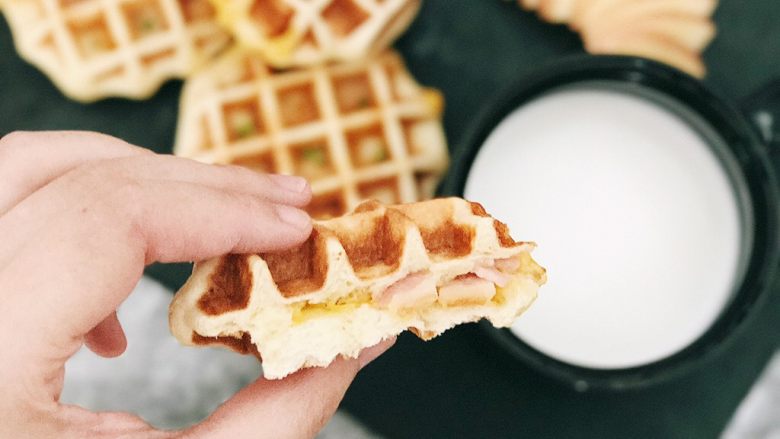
291,289,372,324
288,253,546,324
517,252,547,284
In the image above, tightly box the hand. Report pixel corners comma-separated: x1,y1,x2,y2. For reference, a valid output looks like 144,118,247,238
0,131,395,439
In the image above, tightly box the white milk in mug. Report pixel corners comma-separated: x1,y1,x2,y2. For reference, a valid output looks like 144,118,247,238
465,87,743,369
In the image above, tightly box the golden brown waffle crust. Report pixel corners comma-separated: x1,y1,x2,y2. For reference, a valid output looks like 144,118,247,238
214,0,420,68
2,0,230,101
173,48,449,219
169,197,546,379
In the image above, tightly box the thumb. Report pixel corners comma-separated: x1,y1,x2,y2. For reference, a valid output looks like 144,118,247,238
185,339,395,439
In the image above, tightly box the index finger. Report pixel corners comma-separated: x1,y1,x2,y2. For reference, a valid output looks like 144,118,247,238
0,178,312,375
0,131,148,215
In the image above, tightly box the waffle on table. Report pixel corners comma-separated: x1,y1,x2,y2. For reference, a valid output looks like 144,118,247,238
518,0,717,78
169,197,547,379
210,0,420,68
174,48,449,219
1,0,231,101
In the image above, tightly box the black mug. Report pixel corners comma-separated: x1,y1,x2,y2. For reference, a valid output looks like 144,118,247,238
440,55,780,391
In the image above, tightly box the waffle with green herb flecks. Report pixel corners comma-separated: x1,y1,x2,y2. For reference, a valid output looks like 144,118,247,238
2,0,231,101
174,48,449,219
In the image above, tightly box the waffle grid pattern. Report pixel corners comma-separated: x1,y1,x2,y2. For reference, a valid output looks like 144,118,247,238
2,0,231,100
214,0,419,67
168,198,546,379
175,49,448,219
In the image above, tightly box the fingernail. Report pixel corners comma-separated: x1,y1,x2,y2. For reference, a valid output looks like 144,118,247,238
269,174,308,193
275,204,311,230
359,337,397,369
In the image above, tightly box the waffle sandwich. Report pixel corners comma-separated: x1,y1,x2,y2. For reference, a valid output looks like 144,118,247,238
169,198,547,379
518,0,717,78
174,48,448,219
1,0,231,101
210,0,420,68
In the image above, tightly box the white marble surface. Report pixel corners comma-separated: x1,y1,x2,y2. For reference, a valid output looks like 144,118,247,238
60,276,379,438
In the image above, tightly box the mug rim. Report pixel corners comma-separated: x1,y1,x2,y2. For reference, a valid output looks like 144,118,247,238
439,55,780,391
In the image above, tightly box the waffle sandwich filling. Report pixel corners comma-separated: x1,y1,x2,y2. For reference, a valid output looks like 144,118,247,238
169,198,546,379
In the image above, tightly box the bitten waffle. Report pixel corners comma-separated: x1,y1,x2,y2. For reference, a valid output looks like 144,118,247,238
210,0,420,68
174,49,449,219
1,0,231,101
518,0,717,78
169,198,547,379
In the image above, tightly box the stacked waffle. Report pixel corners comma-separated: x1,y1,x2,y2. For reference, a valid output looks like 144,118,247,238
210,0,421,68
2,0,447,215
1,0,231,101
518,0,718,78
175,48,447,218
170,198,547,378
172,0,448,218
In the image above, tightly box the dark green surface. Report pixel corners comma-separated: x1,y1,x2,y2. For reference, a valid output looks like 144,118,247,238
1,1,779,438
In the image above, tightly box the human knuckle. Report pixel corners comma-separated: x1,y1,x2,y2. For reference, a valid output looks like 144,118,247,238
108,179,145,212
67,160,110,186
91,180,146,231
69,163,144,217
75,154,136,181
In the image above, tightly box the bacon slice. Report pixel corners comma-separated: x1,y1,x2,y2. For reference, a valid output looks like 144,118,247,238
377,257,521,311
473,265,511,287
378,271,437,310
495,256,521,273
437,275,496,306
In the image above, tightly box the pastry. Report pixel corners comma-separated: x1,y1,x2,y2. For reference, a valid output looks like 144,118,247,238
211,0,420,68
174,48,449,219
1,0,231,101
169,198,547,379
518,0,718,78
